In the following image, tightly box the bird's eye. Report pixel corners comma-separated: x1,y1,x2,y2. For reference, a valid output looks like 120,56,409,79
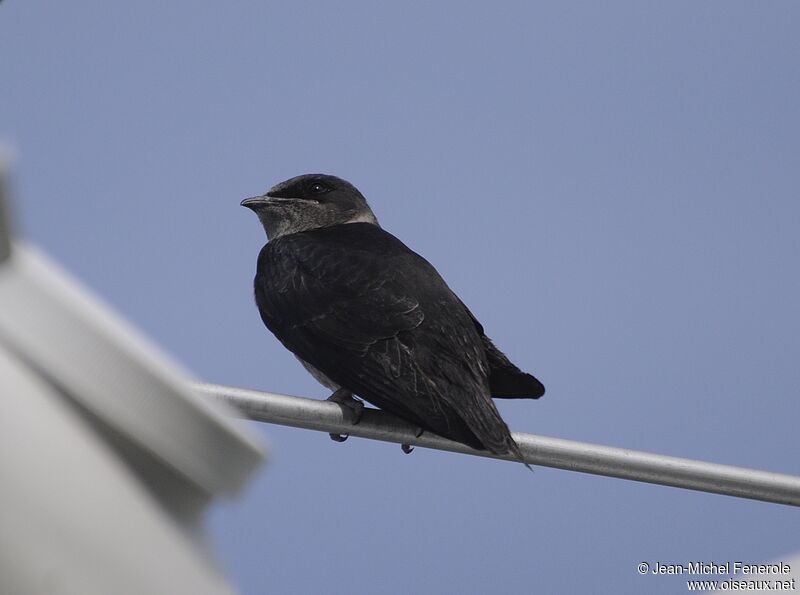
308,183,330,195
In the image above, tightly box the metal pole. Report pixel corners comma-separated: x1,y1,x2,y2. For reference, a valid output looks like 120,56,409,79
195,383,800,507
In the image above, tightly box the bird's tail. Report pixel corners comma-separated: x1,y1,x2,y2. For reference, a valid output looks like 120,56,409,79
457,397,532,471
504,435,533,472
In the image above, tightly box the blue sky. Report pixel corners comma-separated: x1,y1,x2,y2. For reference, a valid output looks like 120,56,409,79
2,2,798,593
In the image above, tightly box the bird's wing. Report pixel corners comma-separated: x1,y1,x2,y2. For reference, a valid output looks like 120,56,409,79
255,224,518,454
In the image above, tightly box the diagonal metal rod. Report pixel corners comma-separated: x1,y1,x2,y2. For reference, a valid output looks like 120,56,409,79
195,382,800,507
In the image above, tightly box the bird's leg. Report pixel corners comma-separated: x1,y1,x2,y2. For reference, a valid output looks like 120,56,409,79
401,426,425,454
327,388,364,443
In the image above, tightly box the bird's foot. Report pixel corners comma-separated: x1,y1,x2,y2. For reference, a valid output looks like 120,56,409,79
400,427,425,454
327,388,364,443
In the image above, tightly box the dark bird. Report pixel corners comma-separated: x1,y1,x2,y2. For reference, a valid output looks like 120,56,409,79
241,173,544,463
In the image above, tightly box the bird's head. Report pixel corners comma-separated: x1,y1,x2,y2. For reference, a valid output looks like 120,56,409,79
241,174,379,240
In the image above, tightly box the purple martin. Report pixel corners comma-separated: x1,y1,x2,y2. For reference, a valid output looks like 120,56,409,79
241,174,544,463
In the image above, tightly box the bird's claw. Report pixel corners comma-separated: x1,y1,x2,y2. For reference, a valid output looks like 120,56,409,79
327,389,364,423
350,400,364,424
327,389,363,443
401,427,424,453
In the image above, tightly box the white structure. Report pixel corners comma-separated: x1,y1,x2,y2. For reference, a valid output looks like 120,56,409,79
0,158,265,595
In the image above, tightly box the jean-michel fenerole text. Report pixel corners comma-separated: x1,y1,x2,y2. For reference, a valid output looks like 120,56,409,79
650,561,791,576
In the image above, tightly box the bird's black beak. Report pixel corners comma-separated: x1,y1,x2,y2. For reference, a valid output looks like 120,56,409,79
241,192,302,210
240,195,271,210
